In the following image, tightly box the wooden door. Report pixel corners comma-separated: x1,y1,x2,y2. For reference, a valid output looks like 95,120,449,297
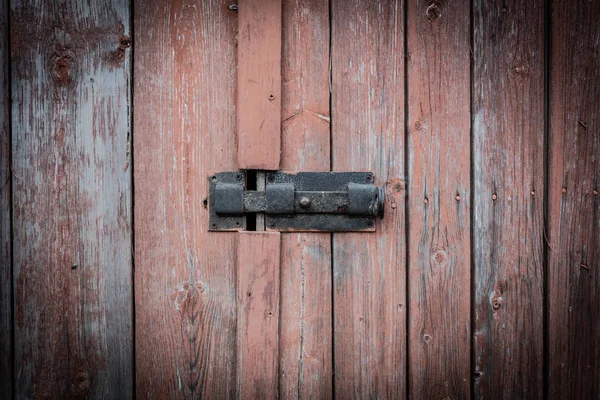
2,0,599,399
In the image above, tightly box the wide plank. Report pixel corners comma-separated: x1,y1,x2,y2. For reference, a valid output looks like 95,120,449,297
1,0,12,396
472,0,545,397
279,0,332,397
548,0,600,397
11,0,133,398
133,1,238,398
406,0,471,398
237,232,281,399
331,0,407,397
237,0,282,170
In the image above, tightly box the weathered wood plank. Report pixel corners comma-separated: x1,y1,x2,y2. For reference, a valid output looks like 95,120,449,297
548,0,600,397
237,0,282,170
472,0,545,397
0,0,12,396
11,0,133,398
406,0,471,398
279,0,332,398
133,1,238,398
237,232,280,399
331,0,406,397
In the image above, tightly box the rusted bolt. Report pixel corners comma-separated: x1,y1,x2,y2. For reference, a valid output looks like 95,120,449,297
562,187,567,194
456,194,461,201
492,193,497,201
299,196,312,209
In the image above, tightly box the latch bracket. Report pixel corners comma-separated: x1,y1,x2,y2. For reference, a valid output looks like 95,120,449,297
208,171,385,232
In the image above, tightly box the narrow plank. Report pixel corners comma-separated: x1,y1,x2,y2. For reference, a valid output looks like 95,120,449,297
472,0,545,397
279,0,331,397
406,0,471,398
237,232,281,399
11,0,133,398
133,1,238,398
237,0,282,170
0,0,12,396
548,0,600,397
331,0,407,397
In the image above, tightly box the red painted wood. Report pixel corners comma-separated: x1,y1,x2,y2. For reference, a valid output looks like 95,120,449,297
548,0,600,397
237,0,282,170
331,0,407,397
0,0,12,396
407,0,471,398
237,232,281,399
134,1,238,397
11,0,133,397
279,0,332,398
472,0,545,397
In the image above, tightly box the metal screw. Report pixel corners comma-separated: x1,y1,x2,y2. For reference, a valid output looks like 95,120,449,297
391,203,397,209
492,193,497,201
299,196,312,209
562,187,567,194
268,94,275,101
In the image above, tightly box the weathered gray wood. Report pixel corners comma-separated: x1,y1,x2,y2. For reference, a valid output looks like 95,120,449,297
331,0,407,397
133,1,238,398
1,0,12,396
472,0,545,397
11,0,133,398
407,0,471,398
548,0,600,397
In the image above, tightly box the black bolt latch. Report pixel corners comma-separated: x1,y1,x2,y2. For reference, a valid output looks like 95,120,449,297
208,171,385,232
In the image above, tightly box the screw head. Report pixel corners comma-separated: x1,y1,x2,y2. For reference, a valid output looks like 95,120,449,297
298,196,312,209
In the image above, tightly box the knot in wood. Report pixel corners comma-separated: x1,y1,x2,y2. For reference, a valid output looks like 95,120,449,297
426,1,443,22
431,249,448,266
70,369,90,398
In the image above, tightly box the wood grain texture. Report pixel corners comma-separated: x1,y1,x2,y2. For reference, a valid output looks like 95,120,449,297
472,0,545,397
11,0,133,398
331,1,407,397
237,0,282,170
548,0,600,398
406,0,471,398
279,0,332,398
133,1,238,398
237,232,280,399
0,0,12,396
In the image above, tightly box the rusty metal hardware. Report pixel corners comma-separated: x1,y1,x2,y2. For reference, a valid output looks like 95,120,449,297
208,171,385,232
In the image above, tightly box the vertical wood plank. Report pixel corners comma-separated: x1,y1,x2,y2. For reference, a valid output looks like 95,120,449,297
472,0,545,397
331,0,407,397
0,0,12,396
548,0,600,397
279,0,332,397
237,0,282,170
406,0,471,398
237,232,280,399
133,1,238,398
11,0,133,398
